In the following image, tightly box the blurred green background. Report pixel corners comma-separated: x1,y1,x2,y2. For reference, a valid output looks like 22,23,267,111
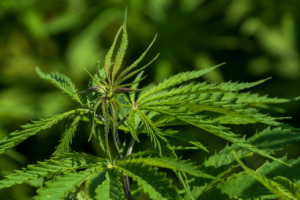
0,0,300,199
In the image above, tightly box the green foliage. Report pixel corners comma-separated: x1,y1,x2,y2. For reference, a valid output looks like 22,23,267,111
0,152,103,189
35,167,100,200
232,151,291,200
1,8,300,200
118,156,214,179
273,176,300,200
36,68,84,106
116,162,180,200
53,115,81,156
0,109,82,156
199,154,300,200
94,169,125,200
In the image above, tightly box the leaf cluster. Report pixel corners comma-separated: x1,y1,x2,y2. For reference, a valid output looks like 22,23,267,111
0,10,300,200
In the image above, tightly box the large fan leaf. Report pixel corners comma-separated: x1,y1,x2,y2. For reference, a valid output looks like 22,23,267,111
141,92,293,129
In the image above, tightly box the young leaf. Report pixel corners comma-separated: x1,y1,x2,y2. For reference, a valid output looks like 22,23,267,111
96,61,109,86
115,34,158,85
116,53,159,86
111,8,128,83
104,26,123,85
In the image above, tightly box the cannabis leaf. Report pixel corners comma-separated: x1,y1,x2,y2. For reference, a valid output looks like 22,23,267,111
36,68,84,106
0,109,83,156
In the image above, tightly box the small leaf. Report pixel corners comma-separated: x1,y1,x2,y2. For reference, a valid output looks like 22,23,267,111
53,115,81,156
36,68,84,105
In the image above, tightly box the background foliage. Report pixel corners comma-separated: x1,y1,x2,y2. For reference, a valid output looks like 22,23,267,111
0,0,299,199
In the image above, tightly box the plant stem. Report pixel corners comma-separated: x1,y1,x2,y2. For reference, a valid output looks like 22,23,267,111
110,106,133,200
114,128,133,200
117,114,129,127
126,137,136,156
85,109,105,122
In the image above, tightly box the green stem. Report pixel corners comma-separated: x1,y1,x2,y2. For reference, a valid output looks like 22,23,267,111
115,130,133,200
102,101,112,161
110,108,133,200
126,137,136,156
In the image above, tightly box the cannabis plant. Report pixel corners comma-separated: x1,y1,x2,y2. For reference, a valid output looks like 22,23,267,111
1,10,300,200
